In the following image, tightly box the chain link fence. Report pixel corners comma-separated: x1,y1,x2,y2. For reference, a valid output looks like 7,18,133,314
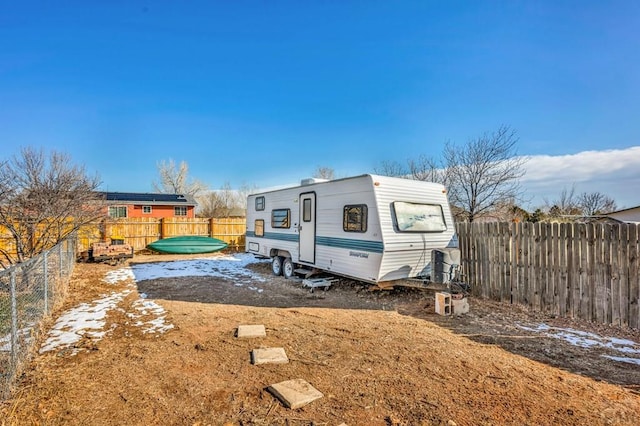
0,235,77,399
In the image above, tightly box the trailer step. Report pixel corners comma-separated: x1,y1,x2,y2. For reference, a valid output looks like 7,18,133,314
294,268,318,278
302,278,338,292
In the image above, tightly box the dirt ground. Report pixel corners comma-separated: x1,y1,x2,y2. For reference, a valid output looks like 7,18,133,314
2,252,640,425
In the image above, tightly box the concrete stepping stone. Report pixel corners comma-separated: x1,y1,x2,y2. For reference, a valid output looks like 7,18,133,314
236,324,266,338
251,347,289,365
267,378,323,409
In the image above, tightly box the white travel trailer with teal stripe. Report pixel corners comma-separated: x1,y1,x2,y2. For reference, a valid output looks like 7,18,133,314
245,174,459,286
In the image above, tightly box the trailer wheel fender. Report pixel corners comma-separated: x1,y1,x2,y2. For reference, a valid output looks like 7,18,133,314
282,257,295,279
271,256,283,276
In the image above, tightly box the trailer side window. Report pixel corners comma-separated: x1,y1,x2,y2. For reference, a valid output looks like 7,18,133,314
255,219,264,237
255,196,265,211
343,205,367,232
392,202,446,232
271,209,290,228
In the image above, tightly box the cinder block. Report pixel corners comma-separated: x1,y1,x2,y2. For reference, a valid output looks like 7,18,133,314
435,292,452,316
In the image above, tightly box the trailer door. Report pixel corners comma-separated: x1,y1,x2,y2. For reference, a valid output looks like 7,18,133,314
299,192,316,263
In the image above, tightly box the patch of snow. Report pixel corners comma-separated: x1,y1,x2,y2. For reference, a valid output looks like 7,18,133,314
0,327,34,352
130,298,174,334
39,290,132,354
103,267,135,284
516,323,640,363
130,253,268,284
601,355,640,366
142,317,174,334
38,253,269,354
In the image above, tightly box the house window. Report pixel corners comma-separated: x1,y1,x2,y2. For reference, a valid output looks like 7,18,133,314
271,209,290,228
256,196,265,211
255,219,264,237
108,206,127,219
142,206,152,214
343,205,367,232
174,206,188,216
392,202,446,232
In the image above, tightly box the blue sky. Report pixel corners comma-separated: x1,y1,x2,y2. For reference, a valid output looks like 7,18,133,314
1,1,639,208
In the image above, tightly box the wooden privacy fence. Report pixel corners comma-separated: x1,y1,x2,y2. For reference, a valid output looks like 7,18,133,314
457,222,640,329
77,217,247,252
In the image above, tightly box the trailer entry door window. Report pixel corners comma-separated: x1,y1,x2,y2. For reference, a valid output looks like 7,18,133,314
255,196,265,211
303,198,312,222
343,205,367,232
255,219,264,237
393,202,446,232
271,209,290,228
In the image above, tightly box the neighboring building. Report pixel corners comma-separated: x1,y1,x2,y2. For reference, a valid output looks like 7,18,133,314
604,205,640,224
102,192,198,219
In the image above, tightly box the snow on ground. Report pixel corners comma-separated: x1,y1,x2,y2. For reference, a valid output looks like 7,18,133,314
38,253,266,355
34,252,640,366
103,267,135,284
130,253,267,284
129,299,174,334
39,291,132,354
517,323,640,366
0,326,34,352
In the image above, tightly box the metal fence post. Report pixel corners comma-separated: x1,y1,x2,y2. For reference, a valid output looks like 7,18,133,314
2,234,79,397
10,270,18,369
43,251,49,315
59,242,64,280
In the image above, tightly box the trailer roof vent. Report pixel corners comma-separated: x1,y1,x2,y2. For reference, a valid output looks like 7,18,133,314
301,177,329,186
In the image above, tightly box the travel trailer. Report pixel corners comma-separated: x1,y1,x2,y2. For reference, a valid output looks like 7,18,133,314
245,174,460,286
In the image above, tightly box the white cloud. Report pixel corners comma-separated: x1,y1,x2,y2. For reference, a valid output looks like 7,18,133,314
521,147,640,209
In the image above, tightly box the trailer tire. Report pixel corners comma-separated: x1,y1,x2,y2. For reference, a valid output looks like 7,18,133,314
271,256,283,276
282,257,295,279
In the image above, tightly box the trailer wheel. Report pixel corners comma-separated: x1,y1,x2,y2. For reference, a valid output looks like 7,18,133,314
282,257,295,279
271,256,283,276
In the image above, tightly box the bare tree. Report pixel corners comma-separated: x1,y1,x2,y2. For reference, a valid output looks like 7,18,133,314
373,160,408,177
577,192,617,216
408,154,447,184
544,185,581,218
0,147,104,266
443,125,527,222
153,159,207,195
196,182,243,218
236,183,259,210
313,166,335,180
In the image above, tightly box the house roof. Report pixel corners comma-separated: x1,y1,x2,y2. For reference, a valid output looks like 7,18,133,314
605,205,640,215
101,192,198,206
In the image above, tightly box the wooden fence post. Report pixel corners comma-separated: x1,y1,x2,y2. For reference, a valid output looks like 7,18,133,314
160,218,167,239
558,223,568,317
210,218,216,239
629,225,639,329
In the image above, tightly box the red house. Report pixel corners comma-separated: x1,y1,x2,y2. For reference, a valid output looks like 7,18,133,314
102,192,198,219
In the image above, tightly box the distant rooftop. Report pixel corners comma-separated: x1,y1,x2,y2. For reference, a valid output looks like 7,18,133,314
101,192,197,206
